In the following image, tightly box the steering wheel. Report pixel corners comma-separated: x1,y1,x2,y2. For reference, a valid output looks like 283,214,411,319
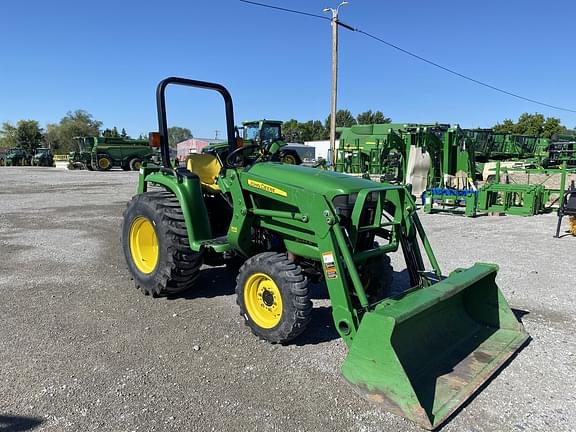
225,144,261,168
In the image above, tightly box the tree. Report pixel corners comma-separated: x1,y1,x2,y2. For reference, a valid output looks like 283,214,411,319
493,119,515,134
281,119,327,143
51,110,102,153
44,123,60,149
282,119,304,142
302,120,328,141
0,122,18,148
16,120,44,152
542,117,564,138
121,128,128,138
493,113,565,138
325,109,356,129
168,126,193,147
102,126,120,138
356,110,391,125
0,120,43,152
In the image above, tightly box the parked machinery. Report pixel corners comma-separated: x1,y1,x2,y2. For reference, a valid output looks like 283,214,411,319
31,147,55,167
121,77,529,430
4,148,31,166
544,134,576,168
555,179,576,237
68,136,155,171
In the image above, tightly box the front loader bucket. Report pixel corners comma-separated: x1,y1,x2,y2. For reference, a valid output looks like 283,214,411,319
342,263,529,430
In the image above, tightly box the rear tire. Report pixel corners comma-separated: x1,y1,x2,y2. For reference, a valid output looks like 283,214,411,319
362,253,394,302
122,191,203,296
280,151,299,165
236,252,312,343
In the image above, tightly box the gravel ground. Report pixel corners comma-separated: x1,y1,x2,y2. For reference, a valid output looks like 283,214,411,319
0,166,575,432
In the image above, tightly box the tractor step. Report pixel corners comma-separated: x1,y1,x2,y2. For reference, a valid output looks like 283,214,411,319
200,236,231,253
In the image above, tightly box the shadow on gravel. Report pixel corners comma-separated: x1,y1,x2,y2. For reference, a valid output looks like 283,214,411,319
168,267,237,300
294,306,340,345
0,415,43,431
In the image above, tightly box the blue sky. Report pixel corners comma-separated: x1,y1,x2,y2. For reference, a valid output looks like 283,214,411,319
1,0,575,139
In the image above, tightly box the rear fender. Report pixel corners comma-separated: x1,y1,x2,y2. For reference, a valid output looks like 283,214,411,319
141,170,212,251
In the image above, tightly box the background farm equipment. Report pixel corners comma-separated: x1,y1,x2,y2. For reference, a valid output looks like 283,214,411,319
555,180,576,237
31,147,55,167
4,148,31,166
68,136,155,171
121,77,529,430
334,123,476,196
199,119,315,166
544,134,576,168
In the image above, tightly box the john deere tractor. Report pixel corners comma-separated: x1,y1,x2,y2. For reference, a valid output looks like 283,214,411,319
31,147,55,167
200,119,313,165
4,148,31,166
121,78,529,430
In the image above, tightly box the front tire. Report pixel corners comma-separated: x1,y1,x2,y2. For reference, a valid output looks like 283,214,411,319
129,158,142,171
96,154,112,171
122,191,203,296
236,252,312,343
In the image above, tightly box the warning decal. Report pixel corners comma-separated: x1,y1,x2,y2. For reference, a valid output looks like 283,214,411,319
322,251,338,279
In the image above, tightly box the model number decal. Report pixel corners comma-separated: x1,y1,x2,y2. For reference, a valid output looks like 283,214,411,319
247,179,287,197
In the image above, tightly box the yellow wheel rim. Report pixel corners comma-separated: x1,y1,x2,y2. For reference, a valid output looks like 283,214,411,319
133,160,141,170
282,154,297,164
244,272,283,329
99,157,110,169
129,217,159,274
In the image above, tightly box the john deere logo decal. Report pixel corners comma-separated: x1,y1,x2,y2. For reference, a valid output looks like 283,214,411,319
247,179,287,197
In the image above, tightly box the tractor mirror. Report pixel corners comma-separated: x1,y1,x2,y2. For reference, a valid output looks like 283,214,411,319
149,132,161,148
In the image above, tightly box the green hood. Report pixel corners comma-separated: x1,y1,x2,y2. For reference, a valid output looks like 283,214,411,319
245,162,379,198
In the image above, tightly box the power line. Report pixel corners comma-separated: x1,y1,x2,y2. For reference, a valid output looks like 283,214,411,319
354,29,576,114
239,1,576,114
239,0,329,21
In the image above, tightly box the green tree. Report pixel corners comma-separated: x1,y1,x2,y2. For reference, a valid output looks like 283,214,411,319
16,120,44,152
514,113,545,136
493,113,564,138
282,119,303,142
302,120,327,141
356,110,391,125
493,119,515,134
168,126,193,147
52,110,102,153
103,126,120,138
0,122,18,148
325,109,356,129
542,117,564,138
281,119,327,142
0,120,43,152
44,123,60,149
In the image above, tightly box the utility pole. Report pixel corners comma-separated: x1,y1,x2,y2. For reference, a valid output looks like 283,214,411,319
324,1,348,167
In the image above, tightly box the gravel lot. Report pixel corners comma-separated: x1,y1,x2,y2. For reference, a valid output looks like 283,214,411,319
1,166,575,432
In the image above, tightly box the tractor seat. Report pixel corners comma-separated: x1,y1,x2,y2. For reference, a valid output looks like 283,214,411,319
186,153,222,193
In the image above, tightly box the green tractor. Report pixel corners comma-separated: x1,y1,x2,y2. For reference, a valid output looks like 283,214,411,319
68,137,95,170
200,119,314,166
121,78,529,430
31,147,55,167
4,148,31,166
